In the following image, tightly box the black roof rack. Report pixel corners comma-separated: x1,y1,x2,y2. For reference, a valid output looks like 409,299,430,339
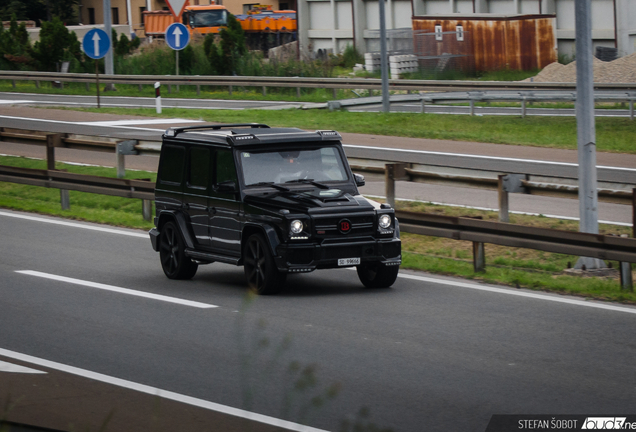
164,123,270,138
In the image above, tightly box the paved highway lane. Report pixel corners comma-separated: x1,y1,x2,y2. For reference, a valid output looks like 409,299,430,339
2,209,636,432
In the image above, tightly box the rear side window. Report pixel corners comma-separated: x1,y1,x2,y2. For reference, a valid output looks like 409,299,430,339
216,150,238,184
158,145,185,185
188,147,211,189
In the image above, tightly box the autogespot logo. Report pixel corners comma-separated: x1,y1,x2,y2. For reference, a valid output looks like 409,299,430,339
582,418,629,429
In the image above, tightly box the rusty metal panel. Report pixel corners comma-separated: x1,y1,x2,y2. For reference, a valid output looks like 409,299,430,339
412,15,557,72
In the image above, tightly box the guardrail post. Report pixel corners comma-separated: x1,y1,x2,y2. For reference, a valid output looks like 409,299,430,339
473,242,485,272
196,85,200,96
11,80,15,88
631,98,634,121
262,86,267,96
85,82,90,92
229,85,233,95
385,163,408,208
333,88,337,99
469,98,475,116
297,87,300,98
168,84,172,94
35,80,39,89
116,140,138,179
521,97,527,118
633,188,636,238
138,84,142,92
60,190,70,210
619,262,633,291
420,99,425,113
142,199,152,222
498,175,510,223
46,133,63,170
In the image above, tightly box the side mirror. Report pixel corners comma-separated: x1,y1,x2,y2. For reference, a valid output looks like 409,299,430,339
354,173,365,187
216,181,238,193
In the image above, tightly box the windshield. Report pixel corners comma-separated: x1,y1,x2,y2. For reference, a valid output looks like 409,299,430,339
240,147,349,186
190,10,227,27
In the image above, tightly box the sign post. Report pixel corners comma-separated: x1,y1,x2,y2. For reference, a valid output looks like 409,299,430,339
165,22,190,93
82,29,111,108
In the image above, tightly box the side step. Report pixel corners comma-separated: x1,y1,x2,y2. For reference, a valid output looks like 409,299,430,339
185,249,241,265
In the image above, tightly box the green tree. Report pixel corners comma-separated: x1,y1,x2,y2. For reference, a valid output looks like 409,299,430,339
32,16,80,71
218,14,247,75
0,13,34,69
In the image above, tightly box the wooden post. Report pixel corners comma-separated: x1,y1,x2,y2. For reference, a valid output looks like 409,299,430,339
46,134,63,170
473,242,485,272
498,175,510,223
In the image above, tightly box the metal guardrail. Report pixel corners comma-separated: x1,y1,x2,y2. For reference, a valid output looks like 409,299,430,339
0,162,633,289
2,70,636,92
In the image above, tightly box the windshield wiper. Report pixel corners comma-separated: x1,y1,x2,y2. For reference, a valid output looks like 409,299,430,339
284,179,330,189
247,181,290,192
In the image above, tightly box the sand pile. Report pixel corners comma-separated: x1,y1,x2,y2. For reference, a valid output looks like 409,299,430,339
525,52,636,83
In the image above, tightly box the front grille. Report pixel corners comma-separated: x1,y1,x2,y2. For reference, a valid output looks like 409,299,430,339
313,213,375,237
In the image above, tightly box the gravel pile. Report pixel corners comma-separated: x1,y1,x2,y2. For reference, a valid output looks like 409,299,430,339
525,53,636,83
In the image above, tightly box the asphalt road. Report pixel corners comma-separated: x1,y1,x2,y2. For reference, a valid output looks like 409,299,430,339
2,210,636,432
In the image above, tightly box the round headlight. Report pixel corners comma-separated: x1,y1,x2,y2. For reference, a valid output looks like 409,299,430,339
378,214,392,229
290,219,304,234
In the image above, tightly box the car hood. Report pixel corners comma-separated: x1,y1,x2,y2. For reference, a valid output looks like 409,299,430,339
244,188,375,214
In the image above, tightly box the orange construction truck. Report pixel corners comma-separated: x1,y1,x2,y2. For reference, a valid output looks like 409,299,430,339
143,3,228,38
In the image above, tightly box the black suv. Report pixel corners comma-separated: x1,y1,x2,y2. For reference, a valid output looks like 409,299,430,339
149,124,401,294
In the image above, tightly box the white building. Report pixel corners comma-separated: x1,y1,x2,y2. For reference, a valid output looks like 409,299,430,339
298,0,636,58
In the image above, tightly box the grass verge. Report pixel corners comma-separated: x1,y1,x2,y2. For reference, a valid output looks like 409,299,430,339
1,154,634,303
55,106,636,154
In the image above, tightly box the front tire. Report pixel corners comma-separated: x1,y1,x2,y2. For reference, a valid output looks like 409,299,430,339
159,221,198,280
356,262,399,288
243,234,286,295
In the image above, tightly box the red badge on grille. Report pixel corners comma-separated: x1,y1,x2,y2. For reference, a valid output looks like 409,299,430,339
339,219,352,234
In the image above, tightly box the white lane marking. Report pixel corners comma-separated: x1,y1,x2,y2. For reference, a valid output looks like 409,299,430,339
396,272,636,315
0,92,296,105
16,270,218,309
362,194,631,227
0,359,46,374
76,119,203,126
0,348,328,432
0,100,35,104
0,211,148,238
343,144,636,173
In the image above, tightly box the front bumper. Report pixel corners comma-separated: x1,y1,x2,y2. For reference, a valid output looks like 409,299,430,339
274,237,401,272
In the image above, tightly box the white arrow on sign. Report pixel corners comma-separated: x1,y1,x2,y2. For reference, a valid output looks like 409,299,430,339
92,31,101,57
173,26,183,48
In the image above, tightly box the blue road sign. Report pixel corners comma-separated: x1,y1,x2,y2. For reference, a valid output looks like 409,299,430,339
82,28,111,59
165,23,190,51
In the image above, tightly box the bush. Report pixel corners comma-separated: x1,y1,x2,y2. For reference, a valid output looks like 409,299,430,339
341,44,363,68
0,14,34,70
32,16,81,71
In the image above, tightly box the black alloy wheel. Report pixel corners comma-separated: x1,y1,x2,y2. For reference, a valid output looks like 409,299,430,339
243,234,286,295
356,262,399,288
159,221,198,280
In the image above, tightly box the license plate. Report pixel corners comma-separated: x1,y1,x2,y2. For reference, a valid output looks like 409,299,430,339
338,258,360,266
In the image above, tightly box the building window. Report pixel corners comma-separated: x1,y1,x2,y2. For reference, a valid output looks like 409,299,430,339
435,25,443,41
456,25,464,41
140,7,147,26
112,7,119,24
88,8,95,25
